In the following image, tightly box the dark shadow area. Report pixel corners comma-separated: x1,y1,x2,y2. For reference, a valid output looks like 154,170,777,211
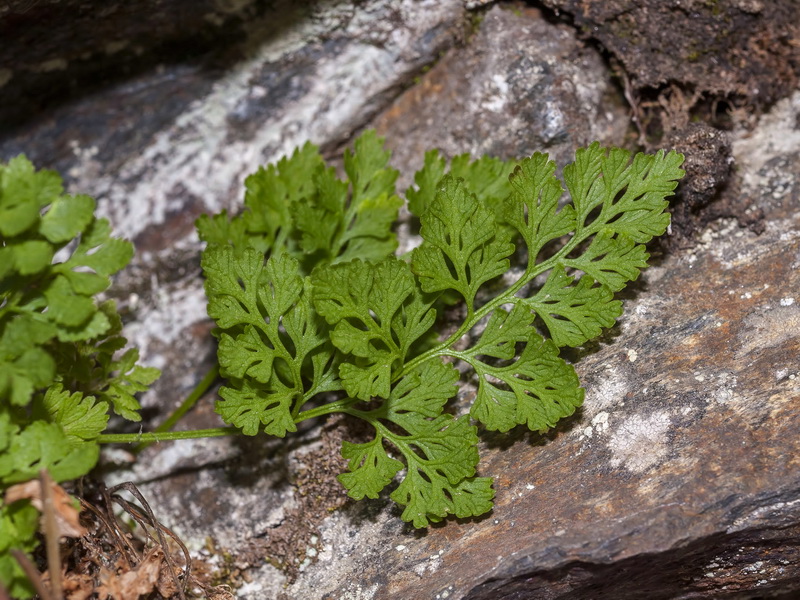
479,406,584,452
0,0,343,131
0,0,341,178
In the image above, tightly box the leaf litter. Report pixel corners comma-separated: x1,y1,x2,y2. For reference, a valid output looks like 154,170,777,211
4,477,234,600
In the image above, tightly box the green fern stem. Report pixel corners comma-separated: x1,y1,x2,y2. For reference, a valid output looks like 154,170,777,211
397,224,592,380
295,396,360,422
133,365,221,451
97,426,239,444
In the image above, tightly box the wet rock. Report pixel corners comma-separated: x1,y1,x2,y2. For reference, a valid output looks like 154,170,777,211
373,4,628,189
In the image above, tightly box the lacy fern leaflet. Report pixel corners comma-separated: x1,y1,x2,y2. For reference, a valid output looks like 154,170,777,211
201,134,684,527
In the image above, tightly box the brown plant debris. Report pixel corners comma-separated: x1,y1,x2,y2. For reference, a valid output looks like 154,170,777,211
5,478,87,540
19,479,234,600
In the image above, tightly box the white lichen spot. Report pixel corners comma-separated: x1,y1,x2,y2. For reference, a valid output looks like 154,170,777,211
780,297,795,306
413,548,445,577
298,556,313,571
716,387,736,404
395,544,406,552
127,292,140,312
608,411,672,473
525,483,535,490
626,348,638,362
592,411,610,433
338,583,380,600
435,585,456,599
250,85,268,99
66,140,101,178
482,73,509,112
740,291,752,299
694,373,706,382
584,368,629,413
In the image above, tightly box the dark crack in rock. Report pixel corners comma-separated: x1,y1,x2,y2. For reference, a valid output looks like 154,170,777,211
0,0,255,130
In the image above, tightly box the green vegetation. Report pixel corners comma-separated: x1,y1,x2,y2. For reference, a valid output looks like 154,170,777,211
0,132,683,595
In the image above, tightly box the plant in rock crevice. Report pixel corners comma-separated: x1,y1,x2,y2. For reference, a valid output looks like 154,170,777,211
198,131,684,527
0,132,683,596
0,156,159,597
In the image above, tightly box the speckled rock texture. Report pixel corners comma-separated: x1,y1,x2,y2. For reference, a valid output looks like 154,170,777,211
2,1,799,598
372,4,628,189
540,0,800,107
256,92,800,600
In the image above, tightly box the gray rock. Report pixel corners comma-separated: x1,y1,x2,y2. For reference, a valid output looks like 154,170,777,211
373,4,628,190
3,0,800,598
247,91,800,600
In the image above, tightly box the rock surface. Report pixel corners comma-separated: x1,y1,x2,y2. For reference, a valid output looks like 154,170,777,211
252,91,800,599
1,0,467,419
372,4,628,189
2,1,799,599
541,0,800,107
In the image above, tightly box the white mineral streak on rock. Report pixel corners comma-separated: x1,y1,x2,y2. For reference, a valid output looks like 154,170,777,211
122,279,210,366
88,0,462,243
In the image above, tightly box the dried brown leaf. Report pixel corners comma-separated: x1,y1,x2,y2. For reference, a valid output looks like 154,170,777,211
4,480,87,538
96,548,163,600
62,572,95,600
